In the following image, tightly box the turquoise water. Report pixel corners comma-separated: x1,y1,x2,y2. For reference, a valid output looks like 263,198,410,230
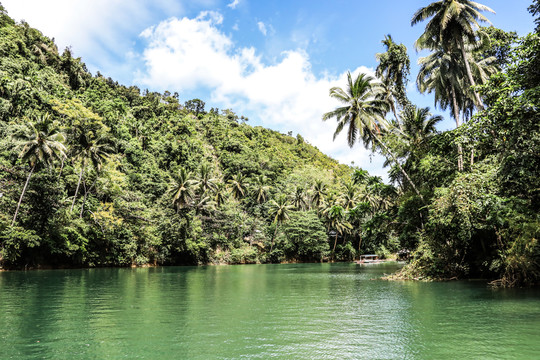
0,263,539,359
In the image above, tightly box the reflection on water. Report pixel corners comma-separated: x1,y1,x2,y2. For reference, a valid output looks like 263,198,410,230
0,263,539,359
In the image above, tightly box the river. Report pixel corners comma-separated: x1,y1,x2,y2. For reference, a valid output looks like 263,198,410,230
1,263,539,359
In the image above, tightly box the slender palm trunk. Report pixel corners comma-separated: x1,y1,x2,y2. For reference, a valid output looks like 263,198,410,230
470,148,475,168
358,233,362,259
332,232,338,259
390,102,404,132
12,164,35,226
270,224,278,252
459,40,484,110
58,157,65,179
71,162,84,212
374,133,423,201
450,85,464,171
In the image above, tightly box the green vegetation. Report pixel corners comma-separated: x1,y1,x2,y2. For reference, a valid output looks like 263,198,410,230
324,1,539,287
0,1,538,287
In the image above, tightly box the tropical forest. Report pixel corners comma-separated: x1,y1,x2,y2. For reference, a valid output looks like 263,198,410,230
0,0,538,291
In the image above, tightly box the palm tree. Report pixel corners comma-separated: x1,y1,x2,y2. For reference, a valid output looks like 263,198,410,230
70,129,112,212
12,114,67,225
196,163,217,195
213,182,228,207
251,174,270,204
171,167,196,211
323,72,423,199
341,181,358,210
351,168,369,185
412,0,495,109
417,47,496,170
323,205,352,259
292,185,307,210
348,202,372,257
228,173,246,200
311,180,327,209
375,34,411,123
400,106,443,157
268,194,293,251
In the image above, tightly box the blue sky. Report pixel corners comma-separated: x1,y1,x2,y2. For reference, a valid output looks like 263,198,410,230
2,0,535,180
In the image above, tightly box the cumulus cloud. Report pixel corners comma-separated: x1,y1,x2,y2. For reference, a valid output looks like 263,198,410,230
137,13,387,177
257,21,267,36
0,0,184,81
227,0,240,9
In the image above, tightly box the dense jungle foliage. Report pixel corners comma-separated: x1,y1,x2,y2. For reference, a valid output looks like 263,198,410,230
0,1,538,287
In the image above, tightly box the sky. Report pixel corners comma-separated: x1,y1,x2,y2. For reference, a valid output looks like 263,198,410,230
1,0,535,180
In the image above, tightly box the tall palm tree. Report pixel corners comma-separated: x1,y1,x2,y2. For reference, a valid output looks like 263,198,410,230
213,182,228,207
250,174,270,204
12,114,67,225
412,0,495,109
228,173,246,200
196,163,217,195
375,34,411,122
417,47,496,170
171,167,196,211
323,72,423,199
268,194,293,251
311,180,327,209
341,181,358,210
351,168,369,185
323,204,352,259
400,106,443,157
348,202,372,257
292,185,307,210
70,129,112,212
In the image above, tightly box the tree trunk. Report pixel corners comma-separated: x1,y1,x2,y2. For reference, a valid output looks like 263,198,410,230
58,157,65,179
470,148,475,168
12,164,35,226
459,40,484,110
71,162,84,212
80,177,98,219
358,233,362,259
450,85,464,171
332,232,338,259
374,134,424,201
270,225,278,252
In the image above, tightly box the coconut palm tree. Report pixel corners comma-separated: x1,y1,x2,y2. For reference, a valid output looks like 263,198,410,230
323,72,423,199
400,106,443,157
323,204,352,259
213,182,228,207
228,173,246,200
268,194,293,251
341,181,358,210
12,113,67,225
70,128,113,212
411,0,495,109
311,180,327,210
292,185,307,210
196,163,217,195
171,167,196,211
375,34,411,121
250,174,270,204
417,46,496,170
348,202,372,257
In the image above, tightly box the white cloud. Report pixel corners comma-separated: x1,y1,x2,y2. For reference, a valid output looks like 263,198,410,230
227,0,240,9
257,21,267,36
137,14,388,178
0,0,184,81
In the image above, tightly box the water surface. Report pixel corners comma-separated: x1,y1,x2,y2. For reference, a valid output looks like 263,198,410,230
1,263,539,359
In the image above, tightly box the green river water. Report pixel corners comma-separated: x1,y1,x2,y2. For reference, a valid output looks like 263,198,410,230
0,263,539,359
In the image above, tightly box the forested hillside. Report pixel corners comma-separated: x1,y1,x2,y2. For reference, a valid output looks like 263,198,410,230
0,1,539,287
0,4,376,268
